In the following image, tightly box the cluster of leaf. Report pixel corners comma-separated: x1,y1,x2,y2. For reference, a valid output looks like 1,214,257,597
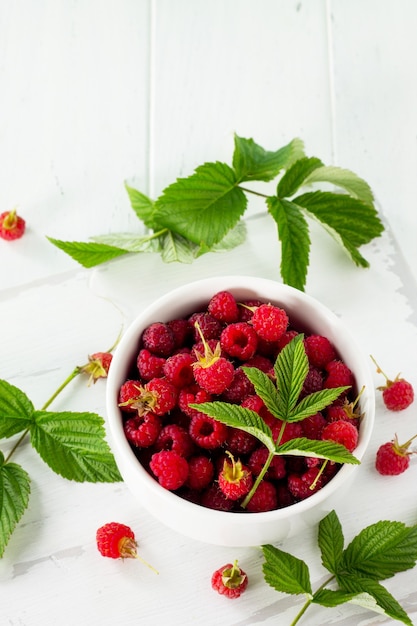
192,334,360,507
0,378,121,558
47,135,384,291
263,510,417,625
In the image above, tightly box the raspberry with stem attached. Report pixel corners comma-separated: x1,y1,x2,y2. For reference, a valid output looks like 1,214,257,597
370,355,414,411
0,208,26,240
218,451,253,501
211,560,248,598
192,322,234,395
375,433,417,475
96,522,158,573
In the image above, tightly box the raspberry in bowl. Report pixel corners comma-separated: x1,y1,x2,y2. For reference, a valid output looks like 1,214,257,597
106,276,375,547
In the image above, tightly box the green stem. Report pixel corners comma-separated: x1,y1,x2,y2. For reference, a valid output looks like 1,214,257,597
238,185,269,199
4,367,82,463
290,575,335,626
241,449,275,508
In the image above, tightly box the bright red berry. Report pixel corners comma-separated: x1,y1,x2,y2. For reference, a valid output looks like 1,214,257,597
304,334,336,369
208,290,239,323
142,322,175,356
220,322,258,361
149,450,189,490
324,359,354,390
375,434,417,475
163,352,195,388
371,356,414,411
321,419,359,452
211,560,248,598
189,414,228,449
96,522,158,572
137,349,165,381
189,312,223,341
154,424,195,457
200,484,235,511
0,209,26,240
166,318,192,348
178,384,212,419
287,467,324,499
185,455,214,490
218,452,253,501
245,480,277,512
251,304,289,342
192,324,234,395
123,412,162,448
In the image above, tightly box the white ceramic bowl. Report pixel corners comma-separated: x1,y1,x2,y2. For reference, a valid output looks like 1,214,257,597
106,275,375,547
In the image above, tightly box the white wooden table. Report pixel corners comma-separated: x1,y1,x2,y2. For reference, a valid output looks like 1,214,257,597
1,2,417,624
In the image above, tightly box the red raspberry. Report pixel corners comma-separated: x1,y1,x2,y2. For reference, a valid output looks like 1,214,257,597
178,384,212,419
375,434,416,475
163,352,194,388
218,453,253,501
226,427,258,456
80,351,113,385
287,467,324,499
321,419,358,452
301,412,327,439
211,560,248,599
189,312,223,341
118,380,143,413
142,322,175,356
243,354,274,376
250,303,289,342
137,349,165,381
166,318,192,348
238,299,263,322
192,338,225,359
208,290,239,323
149,450,189,490
277,330,299,350
96,522,137,559
144,377,178,415
245,480,278,512
192,329,234,395
200,484,235,511
272,420,303,444
220,322,258,361
371,356,414,411
123,413,162,447
248,446,286,480
154,424,195,457
300,366,323,398
324,360,354,390
220,367,254,403
189,414,228,449
185,455,214,490
241,394,265,414
304,335,336,369
0,209,26,240
276,484,296,508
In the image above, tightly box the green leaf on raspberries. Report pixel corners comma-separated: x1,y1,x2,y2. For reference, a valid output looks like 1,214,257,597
293,191,384,267
124,183,157,229
241,366,285,419
267,196,311,291
303,165,374,205
340,520,417,581
275,437,360,464
274,334,308,414
47,238,129,268
0,452,31,558
318,510,345,575
153,161,247,247
288,387,350,422
277,156,324,198
30,410,122,482
232,135,305,182
190,402,275,452
0,380,35,438
262,544,313,597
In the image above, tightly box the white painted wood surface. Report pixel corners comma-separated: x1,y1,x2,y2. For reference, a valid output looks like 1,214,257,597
1,2,417,624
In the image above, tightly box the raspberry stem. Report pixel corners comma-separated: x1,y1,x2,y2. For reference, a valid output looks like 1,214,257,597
290,574,335,625
241,449,275,508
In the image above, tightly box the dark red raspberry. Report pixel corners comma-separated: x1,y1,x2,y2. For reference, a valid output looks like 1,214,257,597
0,209,26,240
300,367,323,398
166,318,192,348
124,413,162,447
287,467,324,499
211,560,248,599
238,299,263,322
137,349,165,381
178,384,212,419
185,455,214,490
200,484,235,511
163,352,194,388
189,312,223,341
277,330,299,350
218,453,253,501
326,403,359,429
276,484,296,508
243,355,274,376
248,446,286,480
375,434,416,475
302,412,327,439
324,360,354,390
251,303,289,342
189,414,228,449
245,480,278,512
220,322,258,361
321,419,358,452
304,334,336,369
208,290,239,323
241,394,265,415
142,322,175,356
272,420,303,444
154,424,195,457
149,450,189,490
226,427,258,456
220,367,254,403
192,338,225,359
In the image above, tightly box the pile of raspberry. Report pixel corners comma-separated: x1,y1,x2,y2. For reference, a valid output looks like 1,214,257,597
117,289,359,513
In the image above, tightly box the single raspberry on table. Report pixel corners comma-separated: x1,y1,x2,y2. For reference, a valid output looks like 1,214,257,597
185,455,214,490
211,560,248,598
141,322,175,356
80,351,113,386
137,349,165,381
218,452,253,501
250,303,289,342
192,323,234,395
0,209,26,240
149,450,189,490
163,352,195,388
154,423,195,457
321,419,359,452
220,322,258,361
96,522,158,572
375,434,417,475
245,480,278,512
304,334,336,369
123,412,162,448
371,355,414,411
208,290,239,323
189,413,228,449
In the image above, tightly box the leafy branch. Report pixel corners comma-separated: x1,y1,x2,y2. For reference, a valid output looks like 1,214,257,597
262,510,417,625
192,335,359,507
0,353,122,558
47,135,384,291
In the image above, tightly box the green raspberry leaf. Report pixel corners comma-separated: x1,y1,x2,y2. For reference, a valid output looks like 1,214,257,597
91,232,161,253
267,196,310,291
191,402,275,452
153,161,247,247
274,334,308,415
47,237,130,268
124,183,157,229
340,520,417,580
30,411,122,483
313,588,360,608
293,190,384,267
318,510,345,575
232,135,305,182
241,366,284,419
160,231,199,263
262,544,313,596
303,165,374,205
0,380,35,438
275,437,360,465
0,452,31,558
288,386,350,422
277,156,324,198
